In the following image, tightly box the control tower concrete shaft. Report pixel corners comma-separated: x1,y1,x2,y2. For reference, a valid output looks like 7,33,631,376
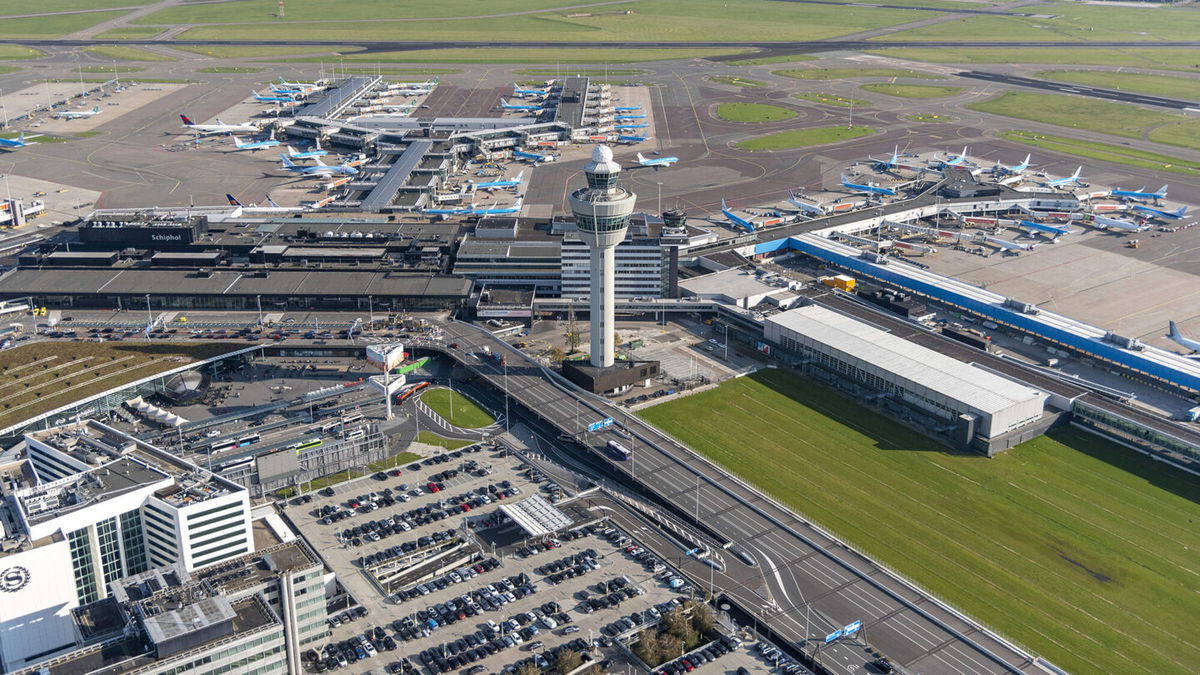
567,145,637,368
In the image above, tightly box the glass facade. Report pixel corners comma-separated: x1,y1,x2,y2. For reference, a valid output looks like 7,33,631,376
68,528,98,604
97,517,122,587
585,172,618,189
121,509,148,576
576,214,628,233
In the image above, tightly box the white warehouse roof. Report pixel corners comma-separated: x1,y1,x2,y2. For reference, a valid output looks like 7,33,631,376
766,305,1045,419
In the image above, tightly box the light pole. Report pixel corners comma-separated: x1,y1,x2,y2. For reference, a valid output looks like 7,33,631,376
0,89,7,129
723,323,729,361
145,293,152,328
256,294,263,326
503,361,510,433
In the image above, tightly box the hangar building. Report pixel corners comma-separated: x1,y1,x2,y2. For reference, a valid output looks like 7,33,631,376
764,305,1048,450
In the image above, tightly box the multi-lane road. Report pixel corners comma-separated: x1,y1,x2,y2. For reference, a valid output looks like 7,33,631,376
427,321,1040,675
959,70,1200,110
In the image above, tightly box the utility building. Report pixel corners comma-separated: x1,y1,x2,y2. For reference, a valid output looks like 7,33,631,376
765,305,1048,451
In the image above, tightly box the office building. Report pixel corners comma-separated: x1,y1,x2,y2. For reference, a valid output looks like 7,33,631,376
0,420,253,670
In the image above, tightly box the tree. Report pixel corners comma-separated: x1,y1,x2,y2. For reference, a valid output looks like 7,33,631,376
663,607,689,640
548,346,566,363
691,603,715,636
659,634,684,662
516,663,539,675
554,649,583,673
564,306,581,353
632,629,661,666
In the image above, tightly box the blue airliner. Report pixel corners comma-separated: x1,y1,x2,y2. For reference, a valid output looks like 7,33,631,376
499,98,542,111
840,175,897,196
1132,204,1188,221
1017,220,1072,237
1111,184,1167,202
721,199,756,232
0,132,28,149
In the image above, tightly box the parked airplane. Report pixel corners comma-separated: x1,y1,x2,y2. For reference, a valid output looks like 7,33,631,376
869,145,923,172
1091,214,1149,232
994,153,1032,175
1166,321,1200,357
471,171,524,189
286,143,328,159
1112,184,1168,203
277,79,319,90
720,199,756,232
231,135,281,151
513,84,550,96
270,84,306,96
635,152,677,168
614,124,648,130
0,132,28,149
1017,220,1072,237
941,146,970,167
614,105,641,112
423,203,475,216
617,134,650,143
1042,166,1085,188
55,105,101,120
840,175,897,196
226,194,305,213
787,192,825,217
499,98,542,111
1132,204,1188,221
278,154,358,177
472,198,523,216
252,90,297,103
614,114,647,120
180,115,260,135
984,235,1032,252
513,149,554,163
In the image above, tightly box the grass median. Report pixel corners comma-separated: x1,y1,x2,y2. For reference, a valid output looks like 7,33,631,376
715,102,796,123
860,83,962,98
706,75,766,88
638,369,1200,674
792,93,869,108
84,45,174,62
774,67,943,81
420,389,495,429
735,125,875,151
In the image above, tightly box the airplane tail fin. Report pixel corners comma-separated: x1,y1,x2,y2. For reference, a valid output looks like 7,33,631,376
1175,206,1188,217
1158,184,1169,196
500,98,508,107
1169,321,1183,339
279,153,296,167
637,153,647,162
226,194,242,206
267,195,281,208
286,145,297,156
1071,166,1082,178
314,156,327,166
180,115,194,126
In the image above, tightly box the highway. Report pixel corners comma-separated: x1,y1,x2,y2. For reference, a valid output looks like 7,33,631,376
425,322,1040,674
959,70,1200,111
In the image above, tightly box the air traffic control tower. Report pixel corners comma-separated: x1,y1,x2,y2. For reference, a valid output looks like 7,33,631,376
568,145,637,368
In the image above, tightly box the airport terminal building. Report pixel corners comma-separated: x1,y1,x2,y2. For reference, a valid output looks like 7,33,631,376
764,305,1049,452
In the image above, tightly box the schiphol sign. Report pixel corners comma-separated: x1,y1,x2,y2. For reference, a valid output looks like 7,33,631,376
824,620,862,645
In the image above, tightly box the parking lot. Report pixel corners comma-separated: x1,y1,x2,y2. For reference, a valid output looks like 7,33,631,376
284,441,760,674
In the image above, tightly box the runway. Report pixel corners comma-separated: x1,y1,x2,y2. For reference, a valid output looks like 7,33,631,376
425,322,1041,674
958,70,1200,111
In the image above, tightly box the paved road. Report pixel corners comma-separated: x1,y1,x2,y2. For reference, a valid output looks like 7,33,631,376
424,322,1039,674
959,70,1200,111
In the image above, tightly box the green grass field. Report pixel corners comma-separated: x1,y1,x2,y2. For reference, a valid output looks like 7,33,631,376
792,92,868,108
905,112,954,123
0,0,155,12
638,369,1200,674
0,66,18,75
94,27,162,40
84,45,174,61
1036,69,1200,100
366,451,423,473
420,389,496,429
715,102,796,123
876,1,1200,42
513,68,646,77
999,130,1200,176
416,431,473,451
0,10,129,38
727,53,815,66
1,131,69,143
867,46,1200,70
173,45,362,59
0,342,241,430
164,0,927,43
196,66,264,74
971,91,1200,151
773,67,944,81
706,75,766,88
287,47,751,64
735,125,875,151
78,65,144,73
860,83,962,98
0,45,42,60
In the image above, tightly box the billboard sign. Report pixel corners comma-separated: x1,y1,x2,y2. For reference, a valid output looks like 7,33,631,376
843,620,862,636
824,629,842,644
366,343,406,372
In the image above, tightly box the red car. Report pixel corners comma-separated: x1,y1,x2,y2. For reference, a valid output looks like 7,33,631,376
389,469,403,477
426,482,440,493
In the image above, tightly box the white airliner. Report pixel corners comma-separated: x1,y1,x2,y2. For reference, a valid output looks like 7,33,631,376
1167,321,1200,358
55,106,101,120
180,115,260,135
